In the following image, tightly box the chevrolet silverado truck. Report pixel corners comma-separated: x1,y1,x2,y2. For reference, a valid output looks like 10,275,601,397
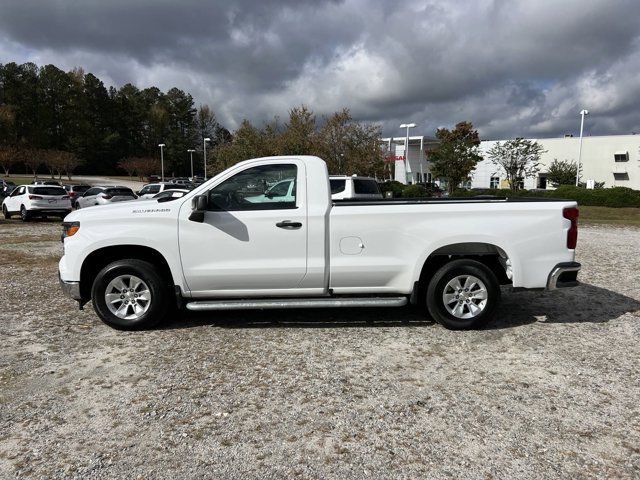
59,156,580,330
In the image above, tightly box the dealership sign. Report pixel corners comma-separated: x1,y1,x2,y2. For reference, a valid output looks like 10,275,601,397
384,155,405,161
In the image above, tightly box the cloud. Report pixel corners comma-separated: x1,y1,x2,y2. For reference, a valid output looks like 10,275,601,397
1,0,640,138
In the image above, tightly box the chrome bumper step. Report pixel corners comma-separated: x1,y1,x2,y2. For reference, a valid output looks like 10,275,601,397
185,296,408,311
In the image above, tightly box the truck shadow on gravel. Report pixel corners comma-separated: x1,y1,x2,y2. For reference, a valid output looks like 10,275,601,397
164,283,640,330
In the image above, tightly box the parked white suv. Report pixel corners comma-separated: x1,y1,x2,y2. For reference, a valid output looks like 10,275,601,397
2,185,71,221
330,176,383,200
137,183,174,199
75,186,137,209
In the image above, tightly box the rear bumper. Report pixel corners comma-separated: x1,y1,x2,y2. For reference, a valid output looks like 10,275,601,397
28,208,72,214
546,262,581,290
59,272,82,301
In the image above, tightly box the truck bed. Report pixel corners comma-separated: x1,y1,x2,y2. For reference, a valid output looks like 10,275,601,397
333,196,573,206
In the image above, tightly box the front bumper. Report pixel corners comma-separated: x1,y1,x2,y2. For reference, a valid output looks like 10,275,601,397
59,273,82,301
546,262,581,290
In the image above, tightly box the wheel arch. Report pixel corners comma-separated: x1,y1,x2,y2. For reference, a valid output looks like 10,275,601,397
79,245,175,300
413,242,512,306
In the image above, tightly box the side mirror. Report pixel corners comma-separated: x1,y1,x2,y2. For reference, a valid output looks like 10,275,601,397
189,194,208,223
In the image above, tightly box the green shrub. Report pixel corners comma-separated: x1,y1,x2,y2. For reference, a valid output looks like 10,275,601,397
402,184,429,198
452,186,640,207
379,180,404,198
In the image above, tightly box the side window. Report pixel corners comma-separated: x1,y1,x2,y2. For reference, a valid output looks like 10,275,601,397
330,179,346,194
12,187,25,196
208,164,298,211
84,188,100,196
149,185,161,194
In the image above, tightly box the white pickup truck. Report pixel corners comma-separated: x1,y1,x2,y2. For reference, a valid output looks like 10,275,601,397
59,156,580,330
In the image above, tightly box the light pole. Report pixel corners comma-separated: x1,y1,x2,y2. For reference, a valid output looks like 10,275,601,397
576,109,588,186
187,149,196,180
158,143,165,182
203,138,211,180
399,123,416,184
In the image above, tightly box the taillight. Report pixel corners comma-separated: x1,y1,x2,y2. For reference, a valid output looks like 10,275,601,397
69,192,76,197
102,194,113,200
29,195,43,200
563,207,579,249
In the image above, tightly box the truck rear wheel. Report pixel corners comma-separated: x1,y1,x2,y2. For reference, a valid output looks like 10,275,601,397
91,259,170,330
426,259,500,330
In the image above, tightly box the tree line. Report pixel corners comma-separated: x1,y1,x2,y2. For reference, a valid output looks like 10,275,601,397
0,62,581,189
0,62,385,180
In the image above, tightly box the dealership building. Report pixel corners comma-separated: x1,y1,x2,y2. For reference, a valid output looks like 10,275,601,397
384,133,640,190
381,135,439,184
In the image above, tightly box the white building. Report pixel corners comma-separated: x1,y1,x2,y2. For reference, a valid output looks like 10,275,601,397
472,134,640,190
381,136,439,184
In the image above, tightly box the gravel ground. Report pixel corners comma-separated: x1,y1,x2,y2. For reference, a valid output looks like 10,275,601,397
0,219,639,479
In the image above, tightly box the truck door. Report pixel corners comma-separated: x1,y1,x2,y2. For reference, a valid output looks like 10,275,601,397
178,160,310,297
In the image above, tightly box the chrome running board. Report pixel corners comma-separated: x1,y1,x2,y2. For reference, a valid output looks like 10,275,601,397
185,296,408,311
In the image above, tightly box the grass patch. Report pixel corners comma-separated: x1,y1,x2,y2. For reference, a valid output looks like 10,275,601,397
1,175,80,186
579,206,640,226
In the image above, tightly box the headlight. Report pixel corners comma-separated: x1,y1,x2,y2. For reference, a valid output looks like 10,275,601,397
61,221,80,242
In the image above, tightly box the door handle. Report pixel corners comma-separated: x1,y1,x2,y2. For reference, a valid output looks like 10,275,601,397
276,220,302,229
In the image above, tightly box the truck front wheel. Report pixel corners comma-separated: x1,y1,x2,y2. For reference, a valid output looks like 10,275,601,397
426,259,500,330
91,259,170,330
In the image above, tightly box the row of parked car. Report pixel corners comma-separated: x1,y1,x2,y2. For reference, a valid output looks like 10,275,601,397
1,175,384,222
1,178,195,222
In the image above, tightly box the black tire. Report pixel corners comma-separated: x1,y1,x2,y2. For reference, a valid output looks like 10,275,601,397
91,259,171,330
2,205,10,219
20,205,30,222
426,259,500,330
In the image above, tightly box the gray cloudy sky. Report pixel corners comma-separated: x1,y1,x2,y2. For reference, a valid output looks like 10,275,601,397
1,0,640,139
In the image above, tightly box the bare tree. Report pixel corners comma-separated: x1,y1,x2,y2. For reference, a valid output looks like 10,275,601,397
59,151,81,180
0,146,18,176
21,149,46,179
118,158,138,179
129,157,158,181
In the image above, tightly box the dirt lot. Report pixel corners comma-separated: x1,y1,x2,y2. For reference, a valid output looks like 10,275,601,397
0,219,638,479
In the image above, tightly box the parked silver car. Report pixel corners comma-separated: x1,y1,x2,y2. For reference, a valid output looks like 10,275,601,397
75,186,137,209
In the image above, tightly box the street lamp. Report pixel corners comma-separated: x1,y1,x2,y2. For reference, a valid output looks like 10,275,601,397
203,138,211,180
158,143,166,182
399,123,416,184
187,149,196,180
576,110,588,186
